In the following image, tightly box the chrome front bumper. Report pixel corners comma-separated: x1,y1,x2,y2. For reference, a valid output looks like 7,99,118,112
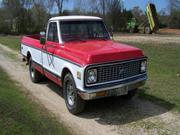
78,76,147,100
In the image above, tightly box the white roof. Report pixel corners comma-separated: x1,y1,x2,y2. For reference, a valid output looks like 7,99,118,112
49,16,102,21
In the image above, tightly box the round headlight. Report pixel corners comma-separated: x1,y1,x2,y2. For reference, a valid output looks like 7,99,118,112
87,69,97,84
141,61,147,73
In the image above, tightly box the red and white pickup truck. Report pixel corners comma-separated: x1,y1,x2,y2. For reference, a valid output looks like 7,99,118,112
21,16,147,114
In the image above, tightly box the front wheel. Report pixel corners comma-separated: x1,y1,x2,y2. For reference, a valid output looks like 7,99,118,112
63,73,85,114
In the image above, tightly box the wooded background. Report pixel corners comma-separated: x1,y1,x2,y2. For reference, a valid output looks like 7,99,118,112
0,0,180,34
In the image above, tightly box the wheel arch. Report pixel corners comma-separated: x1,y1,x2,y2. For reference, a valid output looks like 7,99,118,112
61,67,72,86
27,51,31,64
60,62,83,91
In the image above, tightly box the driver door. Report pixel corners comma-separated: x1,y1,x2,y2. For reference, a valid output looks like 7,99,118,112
42,22,59,82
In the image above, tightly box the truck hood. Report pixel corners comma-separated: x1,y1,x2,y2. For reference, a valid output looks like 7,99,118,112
63,40,144,66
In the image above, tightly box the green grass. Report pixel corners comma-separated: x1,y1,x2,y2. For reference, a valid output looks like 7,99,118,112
0,36,20,51
122,41,180,112
0,67,71,135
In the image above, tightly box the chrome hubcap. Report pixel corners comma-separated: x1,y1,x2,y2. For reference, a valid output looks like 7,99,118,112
30,63,35,79
66,81,75,106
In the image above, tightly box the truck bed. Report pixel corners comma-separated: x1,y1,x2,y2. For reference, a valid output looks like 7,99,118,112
26,34,41,40
21,34,42,49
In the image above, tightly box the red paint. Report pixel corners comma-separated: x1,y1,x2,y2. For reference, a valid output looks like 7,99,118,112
63,40,144,66
22,35,144,67
44,71,62,86
32,63,44,74
22,36,43,49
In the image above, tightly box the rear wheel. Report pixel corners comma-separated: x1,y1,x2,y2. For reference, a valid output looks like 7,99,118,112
29,57,43,83
63,73,85,114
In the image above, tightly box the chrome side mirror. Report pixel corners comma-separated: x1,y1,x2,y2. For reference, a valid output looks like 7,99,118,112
40,31,46,37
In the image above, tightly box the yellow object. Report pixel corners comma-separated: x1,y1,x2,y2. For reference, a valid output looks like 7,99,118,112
96,91,107,97
146,3,159,32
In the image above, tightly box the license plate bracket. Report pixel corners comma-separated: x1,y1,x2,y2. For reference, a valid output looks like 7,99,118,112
116,87,128,96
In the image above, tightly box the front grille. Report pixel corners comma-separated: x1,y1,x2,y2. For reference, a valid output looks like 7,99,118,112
94,60,141,84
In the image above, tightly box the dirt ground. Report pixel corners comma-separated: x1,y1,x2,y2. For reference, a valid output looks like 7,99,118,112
0,43,180,135
114,33,180,44
159,28,180,35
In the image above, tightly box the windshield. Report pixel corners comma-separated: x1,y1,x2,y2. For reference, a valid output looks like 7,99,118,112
60,20,110,42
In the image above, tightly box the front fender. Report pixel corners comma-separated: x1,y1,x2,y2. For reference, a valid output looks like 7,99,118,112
61,63,84,91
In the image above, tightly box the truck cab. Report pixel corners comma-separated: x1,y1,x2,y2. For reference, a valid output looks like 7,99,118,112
21,16,147,114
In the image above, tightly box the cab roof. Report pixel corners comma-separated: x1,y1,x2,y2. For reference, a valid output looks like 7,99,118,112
49,16,102,21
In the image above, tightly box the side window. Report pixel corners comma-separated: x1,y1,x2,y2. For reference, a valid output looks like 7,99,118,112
47,22,59,42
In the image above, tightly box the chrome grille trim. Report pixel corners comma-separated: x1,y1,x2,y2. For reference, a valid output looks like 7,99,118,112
85,58,147,87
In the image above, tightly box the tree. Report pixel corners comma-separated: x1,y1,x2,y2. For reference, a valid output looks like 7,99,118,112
106,0,124,31
168,10,180,28
0,0,48,34
31,2,48,32
73,0,128,32
1,0,33,33
158,8,169,28
131,6,146,23
48,0,68,15
30,0,48,32
0,8,11,34
168,0,180,28
169,0,180,12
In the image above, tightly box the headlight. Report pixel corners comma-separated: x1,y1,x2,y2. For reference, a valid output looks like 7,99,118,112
141,61,147,73
87,69,97,84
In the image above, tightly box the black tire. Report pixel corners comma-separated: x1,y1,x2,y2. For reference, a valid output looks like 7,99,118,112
122,89,137,100
144,26,152,34
63,73,85,114
29,57,43,83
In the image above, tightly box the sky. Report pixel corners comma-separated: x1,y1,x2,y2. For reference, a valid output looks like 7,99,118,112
63,0,169,12
0,0,169,13
123,0,169,12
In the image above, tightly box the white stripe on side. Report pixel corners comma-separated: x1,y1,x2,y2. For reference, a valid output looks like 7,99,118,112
21,43,85,91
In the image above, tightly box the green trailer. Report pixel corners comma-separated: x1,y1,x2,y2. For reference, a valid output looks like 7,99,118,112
127,3,159,34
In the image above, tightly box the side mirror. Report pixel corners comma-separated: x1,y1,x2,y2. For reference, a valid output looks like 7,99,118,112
40,31,46,45
40,31,46,36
